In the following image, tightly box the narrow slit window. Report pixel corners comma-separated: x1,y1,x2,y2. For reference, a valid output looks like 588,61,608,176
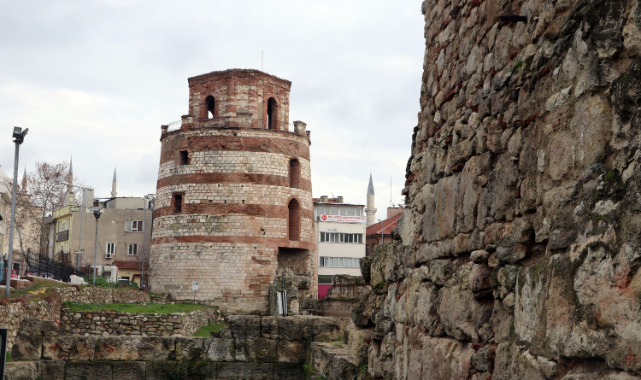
173,194,183,214
179,151,189,166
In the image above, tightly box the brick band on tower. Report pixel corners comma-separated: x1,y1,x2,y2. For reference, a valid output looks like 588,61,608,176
150,69,316,313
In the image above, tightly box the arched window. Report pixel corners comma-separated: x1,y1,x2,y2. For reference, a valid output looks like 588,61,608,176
288,199,300,241
289,159,300,189
267,97,277,129
205,96,215,119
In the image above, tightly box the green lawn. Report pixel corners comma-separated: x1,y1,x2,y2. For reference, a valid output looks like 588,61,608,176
192,322,225,337
63,301,211,314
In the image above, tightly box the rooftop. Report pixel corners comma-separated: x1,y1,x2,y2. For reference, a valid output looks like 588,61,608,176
366,212,403,236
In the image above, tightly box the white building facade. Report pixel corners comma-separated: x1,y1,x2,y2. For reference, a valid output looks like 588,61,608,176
314,196,366,282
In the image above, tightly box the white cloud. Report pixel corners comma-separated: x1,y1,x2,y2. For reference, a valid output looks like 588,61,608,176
0,0,425,220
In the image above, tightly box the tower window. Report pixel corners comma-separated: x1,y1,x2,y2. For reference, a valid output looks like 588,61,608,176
288,198,300,241
173,194,183,214
267,97,277,130
205,96,215,119
289,159,300,188
179,150,189,166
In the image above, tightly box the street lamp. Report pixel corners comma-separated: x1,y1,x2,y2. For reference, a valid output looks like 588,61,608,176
5,127,28,298
92,209,103,285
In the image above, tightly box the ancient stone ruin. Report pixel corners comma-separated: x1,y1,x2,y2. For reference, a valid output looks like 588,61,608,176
150,69,316,314
348,0,641,378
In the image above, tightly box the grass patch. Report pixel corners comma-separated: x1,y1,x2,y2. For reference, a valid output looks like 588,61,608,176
192,322,225,337
63,301,211,314
6,351,12,362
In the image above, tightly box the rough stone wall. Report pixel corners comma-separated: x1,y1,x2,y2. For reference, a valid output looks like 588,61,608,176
151,69,317,313
315,275,371,317
5,315,345,380
0,298,62,353
354,0,641,379
0,287,149,352
55,286,151,304
60,308,218,337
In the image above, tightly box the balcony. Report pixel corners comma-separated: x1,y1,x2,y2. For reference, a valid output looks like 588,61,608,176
161,118,308,137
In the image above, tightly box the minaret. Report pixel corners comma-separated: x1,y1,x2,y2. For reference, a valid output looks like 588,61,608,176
365,173,377,226
21,165,27,192
111,166,117,198
64,156,75,206
67,156,74,190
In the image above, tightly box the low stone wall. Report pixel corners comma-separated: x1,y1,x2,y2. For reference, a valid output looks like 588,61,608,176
1,286,151,352
55,286,151,304
60,307,218,337
315,275,371,317
5,315,347,380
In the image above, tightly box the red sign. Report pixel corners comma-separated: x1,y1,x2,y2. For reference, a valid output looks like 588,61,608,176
320,214,366,223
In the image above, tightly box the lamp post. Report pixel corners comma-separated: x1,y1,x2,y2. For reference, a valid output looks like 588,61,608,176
92,209,103,285
5,127,28,299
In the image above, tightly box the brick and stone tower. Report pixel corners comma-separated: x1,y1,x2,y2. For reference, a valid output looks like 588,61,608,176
150,69,316,313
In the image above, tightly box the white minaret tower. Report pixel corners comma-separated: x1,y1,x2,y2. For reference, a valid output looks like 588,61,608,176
365,173,377,226
111,166,117,198
64,156,75,206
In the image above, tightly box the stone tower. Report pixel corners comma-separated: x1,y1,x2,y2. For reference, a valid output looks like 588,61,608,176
150,69,316,313
365,173,376,226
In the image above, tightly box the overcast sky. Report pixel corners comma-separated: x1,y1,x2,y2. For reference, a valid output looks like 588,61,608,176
0,0,425,221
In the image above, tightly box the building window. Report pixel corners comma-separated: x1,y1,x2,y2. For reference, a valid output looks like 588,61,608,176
128,244,138,256
289,159,300,189
205,95,215,119
319,256,360,268
288,198,300,241
267,97,277,130
320,232,363,243
106,243,115,258
126,220,144,232
179,150,189,166
173,194,183,214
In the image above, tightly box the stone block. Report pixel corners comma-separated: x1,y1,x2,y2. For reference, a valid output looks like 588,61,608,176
176,337,207,361
113,361,146,380
273,363,305,380
11,318,58,361
226,315,261,339
277,339,306,363
187,362,217,380
312,317,342,341
252,363,274,380
216,362,253,379
4,362,40,380
65,361,113,380
137,337,175,361
276,317,302,340
260,316,279,339
146,361,188,380
254,337,279,363
205,338,235,362
39,360,66,380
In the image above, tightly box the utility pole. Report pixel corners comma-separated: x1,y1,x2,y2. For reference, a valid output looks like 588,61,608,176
92,209,102,285
5,127,28,299
77,188,85,274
